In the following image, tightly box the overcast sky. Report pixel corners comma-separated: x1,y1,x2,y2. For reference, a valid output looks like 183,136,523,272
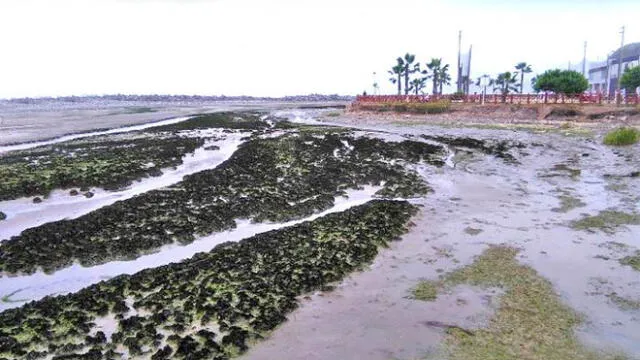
0,0,639,98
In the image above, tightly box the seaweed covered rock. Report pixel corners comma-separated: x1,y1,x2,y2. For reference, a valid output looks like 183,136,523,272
0,211,5,221
0,133,442,275
0,200,417,359
421,134,525,163
0,135,205,201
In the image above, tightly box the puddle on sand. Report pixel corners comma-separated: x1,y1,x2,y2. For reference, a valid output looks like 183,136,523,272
0,132,245,240
0,186,382,311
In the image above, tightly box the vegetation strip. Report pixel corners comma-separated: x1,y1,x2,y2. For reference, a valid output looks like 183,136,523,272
411,246,626,360
0,129,443,275
0,200,417,360
571,210,640,234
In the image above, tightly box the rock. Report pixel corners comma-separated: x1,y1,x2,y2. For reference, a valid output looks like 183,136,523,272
69,189,79,196
0,211,6,221
33,197,43,204
84,191,94,198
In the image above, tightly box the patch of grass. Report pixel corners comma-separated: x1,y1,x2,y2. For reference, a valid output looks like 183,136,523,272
325,111,342,117
620,251,640,272
419,245,625,360
552,194,586,213
603,127,640,146
571,210,640,234
412,281,439,301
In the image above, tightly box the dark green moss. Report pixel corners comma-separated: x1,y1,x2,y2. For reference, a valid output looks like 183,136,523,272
0,135,204,201
0,133,442,275
0,200,417,359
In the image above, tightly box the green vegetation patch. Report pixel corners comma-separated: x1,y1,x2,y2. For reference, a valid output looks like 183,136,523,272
0,132,443,275
0,200,417,360
153,112,271,132
603,127,640,146
620,251,640,272
0,134,205,201
411,281,438,301
359,101,451,114
552,194,586,213
571,210,640,234
412,246,623,360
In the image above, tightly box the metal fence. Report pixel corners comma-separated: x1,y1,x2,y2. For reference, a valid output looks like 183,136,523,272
355,94,640,105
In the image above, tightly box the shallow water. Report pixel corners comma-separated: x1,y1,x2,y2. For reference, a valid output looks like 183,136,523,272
0,115,192,153
0,132,245,240
0,186,382,310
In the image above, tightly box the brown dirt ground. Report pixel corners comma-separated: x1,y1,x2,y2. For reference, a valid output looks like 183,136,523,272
345,103,640,129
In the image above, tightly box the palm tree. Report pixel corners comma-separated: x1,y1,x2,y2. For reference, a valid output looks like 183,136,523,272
410,77,428,95
493,71,520,102
388,58,405,95
438,64,451,95
426,58,442,95
402,53,418,95
515,62,532,94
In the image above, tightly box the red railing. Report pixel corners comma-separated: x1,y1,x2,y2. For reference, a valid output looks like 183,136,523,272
355,93,640,105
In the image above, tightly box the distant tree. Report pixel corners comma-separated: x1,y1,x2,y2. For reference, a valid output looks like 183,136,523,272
409,77,428,95
493,71,520,102
438,64,451,95
388,58,405,95
530,75,538,91
401,53,420,95
515,62,532,94
620,66,640,93
427,58,443,95
533,69,589,94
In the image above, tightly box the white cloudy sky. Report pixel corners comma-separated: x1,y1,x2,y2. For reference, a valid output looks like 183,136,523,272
0,0,638,98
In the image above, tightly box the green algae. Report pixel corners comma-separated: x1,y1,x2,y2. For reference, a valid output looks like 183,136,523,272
413,246,626,360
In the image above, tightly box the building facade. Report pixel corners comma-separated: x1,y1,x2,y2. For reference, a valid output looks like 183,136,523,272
588,42,640,95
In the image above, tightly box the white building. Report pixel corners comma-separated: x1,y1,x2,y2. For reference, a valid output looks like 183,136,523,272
588,42,640,95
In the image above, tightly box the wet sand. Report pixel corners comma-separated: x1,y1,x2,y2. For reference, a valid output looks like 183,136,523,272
1,104,639,358
243,117,640,359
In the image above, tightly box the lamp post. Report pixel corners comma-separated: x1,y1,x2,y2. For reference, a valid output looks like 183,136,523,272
480,75,490,105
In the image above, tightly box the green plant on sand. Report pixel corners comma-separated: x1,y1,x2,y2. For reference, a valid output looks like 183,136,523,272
603,127,639,146
410,246,627,360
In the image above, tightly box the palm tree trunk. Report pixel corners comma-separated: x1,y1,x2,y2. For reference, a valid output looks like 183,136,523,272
397,74,402,95
520,72,524,94
404,68,410,96
432,75,438,95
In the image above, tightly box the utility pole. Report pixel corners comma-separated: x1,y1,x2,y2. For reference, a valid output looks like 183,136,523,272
582,41,587,77
466,45,473,95
616,26,625,93
457,30,462,93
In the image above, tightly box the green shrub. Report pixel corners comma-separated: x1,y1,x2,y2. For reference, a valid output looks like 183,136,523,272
603,127,640,146
359,101,451,114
